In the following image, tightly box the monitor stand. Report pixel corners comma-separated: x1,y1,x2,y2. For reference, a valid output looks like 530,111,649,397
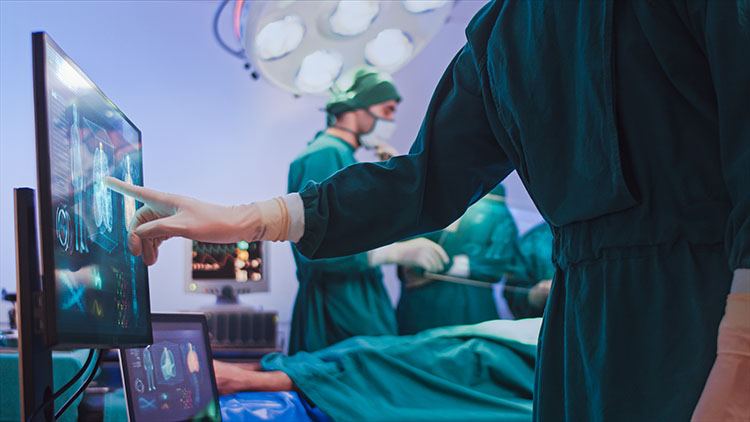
215,285,240,306
15,188,54,421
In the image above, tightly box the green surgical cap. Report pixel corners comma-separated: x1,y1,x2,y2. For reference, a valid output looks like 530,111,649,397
325,66,401,123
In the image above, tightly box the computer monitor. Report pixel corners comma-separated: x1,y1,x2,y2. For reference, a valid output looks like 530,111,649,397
32,32,151,348
186,240,268,302
119,313,222,422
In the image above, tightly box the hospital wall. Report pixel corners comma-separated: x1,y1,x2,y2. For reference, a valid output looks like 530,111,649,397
0,0,543,348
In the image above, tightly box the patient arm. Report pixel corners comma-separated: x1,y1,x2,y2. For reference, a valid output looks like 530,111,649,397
213,360,294,396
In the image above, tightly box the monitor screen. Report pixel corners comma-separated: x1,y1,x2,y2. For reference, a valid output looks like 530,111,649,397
186,241,268,297
120,314,222,422
33,32,151,347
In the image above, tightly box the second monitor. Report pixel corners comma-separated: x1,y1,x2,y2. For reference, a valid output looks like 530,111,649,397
186,240,267,302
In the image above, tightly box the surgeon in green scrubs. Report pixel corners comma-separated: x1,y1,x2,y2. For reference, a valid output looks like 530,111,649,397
109,1,750,420
397,183,527,334
503,222,555,319
287,67,449,354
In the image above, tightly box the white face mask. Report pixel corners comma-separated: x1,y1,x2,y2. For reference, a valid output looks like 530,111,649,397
359,114,396,149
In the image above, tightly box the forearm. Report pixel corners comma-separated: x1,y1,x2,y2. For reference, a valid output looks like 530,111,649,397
246,370,295,392
215,362,294,395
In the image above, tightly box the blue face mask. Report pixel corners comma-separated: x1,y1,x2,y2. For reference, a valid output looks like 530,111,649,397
359,110,396,149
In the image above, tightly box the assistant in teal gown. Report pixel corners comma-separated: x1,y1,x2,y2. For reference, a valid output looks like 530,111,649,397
503,222,555,319
396,183,526,334
291,1,749,420
287,133,397,354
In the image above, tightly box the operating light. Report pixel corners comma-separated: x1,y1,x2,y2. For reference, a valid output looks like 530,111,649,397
255,15,305,60
295,50,343,93
236,1,455,96
402,0,449,14
329,1,380,37
365,29,414,71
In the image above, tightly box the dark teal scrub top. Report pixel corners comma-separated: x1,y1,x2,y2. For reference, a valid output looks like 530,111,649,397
294,1,749,420
287,133,396,354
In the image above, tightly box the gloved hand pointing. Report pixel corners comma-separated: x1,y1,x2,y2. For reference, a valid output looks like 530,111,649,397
104,177,292,265
368,238,449,273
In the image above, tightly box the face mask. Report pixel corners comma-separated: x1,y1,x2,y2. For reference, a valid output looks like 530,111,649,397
359,112,396,149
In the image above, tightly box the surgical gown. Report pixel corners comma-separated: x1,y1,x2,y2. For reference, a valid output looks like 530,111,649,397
504,222,555,319
396,184,525,334
287,133,397,354
293,1,749,420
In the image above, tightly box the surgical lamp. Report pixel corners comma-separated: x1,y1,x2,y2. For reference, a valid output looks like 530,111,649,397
215,0,455,96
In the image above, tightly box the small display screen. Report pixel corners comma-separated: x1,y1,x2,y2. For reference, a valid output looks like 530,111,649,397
191,241,263,282
34,33,151,346
121,317,221,421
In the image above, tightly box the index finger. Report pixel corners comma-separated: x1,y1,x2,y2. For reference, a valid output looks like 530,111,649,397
104,176,162,205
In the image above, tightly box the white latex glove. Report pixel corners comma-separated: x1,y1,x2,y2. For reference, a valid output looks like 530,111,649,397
105,177,290,265
691,292,750,421
375,143,398,161
368,238,449,273
445,254,470,278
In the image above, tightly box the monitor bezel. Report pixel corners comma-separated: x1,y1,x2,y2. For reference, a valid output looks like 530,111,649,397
118,313,223,422
32,31,152,348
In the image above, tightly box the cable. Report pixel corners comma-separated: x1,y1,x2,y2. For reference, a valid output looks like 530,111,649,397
25,349,97,422
54,349,103,420
214,0,246,59
53,349,97,400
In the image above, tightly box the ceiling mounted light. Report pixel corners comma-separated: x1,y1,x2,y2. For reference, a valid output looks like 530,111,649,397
233,0,455,96
255,15,305,60
402,0,449,14
365,29,414,71
329,1,380,37
295,50,343,94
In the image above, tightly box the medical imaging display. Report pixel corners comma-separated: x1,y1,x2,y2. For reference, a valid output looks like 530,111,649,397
122,319,221,421
34,33,150,346
192,241,263,282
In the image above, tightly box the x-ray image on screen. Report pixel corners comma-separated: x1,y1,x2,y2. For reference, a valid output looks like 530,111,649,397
34,33,151,347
